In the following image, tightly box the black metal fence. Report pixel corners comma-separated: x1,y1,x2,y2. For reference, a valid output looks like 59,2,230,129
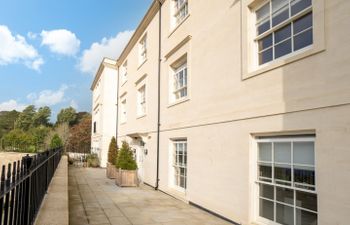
0,148,62,225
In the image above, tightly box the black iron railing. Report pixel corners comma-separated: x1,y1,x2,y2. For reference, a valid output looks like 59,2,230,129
0,148,62,225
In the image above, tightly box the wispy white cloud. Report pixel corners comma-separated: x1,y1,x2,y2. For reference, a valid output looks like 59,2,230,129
27,31,37,40
0,100,26,111
27,85,68,107
78,30,133,74
69,100,79,110
41,29,80,56
0,25,44,71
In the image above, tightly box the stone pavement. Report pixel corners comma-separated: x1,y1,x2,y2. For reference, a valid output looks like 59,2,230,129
69,166,233,225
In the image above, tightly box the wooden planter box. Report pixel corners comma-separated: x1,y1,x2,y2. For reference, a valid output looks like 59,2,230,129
106,163,118,179
115,169,138,187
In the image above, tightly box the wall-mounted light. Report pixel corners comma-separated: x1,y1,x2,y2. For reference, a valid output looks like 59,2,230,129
144,148,148,155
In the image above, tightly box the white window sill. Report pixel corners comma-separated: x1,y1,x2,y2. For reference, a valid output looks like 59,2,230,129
136,114,146,119
137,59,147,70
168,14,190,38
120,121,127,125
167,97,190,108
244,44,325,80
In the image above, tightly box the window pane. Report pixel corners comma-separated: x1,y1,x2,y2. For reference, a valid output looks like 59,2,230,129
293,142,314,165
291,0,312,16
296,191,317,211
180,176,186,188
294,29,313,51
258,20,271,35
259,143,272,161
276,203,294,225
272,0,288,13
272,5,289,27
259,48,273,65
293,13,313,34
274,142,291,163
275,164,292,183
259,34,273,51
296,209,317,225
275,39,292,59
259,163,272,180
259,199,274,221
294,166,315,187
276,187,294,205
260,184,274,200
274,25,291,43
256,3,270,21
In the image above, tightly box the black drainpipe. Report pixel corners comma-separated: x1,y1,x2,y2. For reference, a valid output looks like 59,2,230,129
115,63,120,147
155,0,162,190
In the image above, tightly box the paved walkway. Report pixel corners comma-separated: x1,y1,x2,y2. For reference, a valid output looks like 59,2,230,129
69,167,233,225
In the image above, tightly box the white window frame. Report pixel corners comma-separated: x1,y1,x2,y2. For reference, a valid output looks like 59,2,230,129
172,0,189,28
137,85,146,117
253,136,317,225
121,61,128,84
139,34,147,65
254,0,313,66
120,98,127,124
169,139,187,192
170,62,188,103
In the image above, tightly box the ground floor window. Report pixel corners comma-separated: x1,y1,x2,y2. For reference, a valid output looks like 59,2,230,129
172,139,187,190
256,135,317,225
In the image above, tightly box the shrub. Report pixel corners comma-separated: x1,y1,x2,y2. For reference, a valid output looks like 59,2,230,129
108,137,118,165
116,141,137,170
50,134,63,149
86,153,100,167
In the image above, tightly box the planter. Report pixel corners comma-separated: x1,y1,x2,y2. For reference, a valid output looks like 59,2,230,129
106,163,118,179
115,169,138,187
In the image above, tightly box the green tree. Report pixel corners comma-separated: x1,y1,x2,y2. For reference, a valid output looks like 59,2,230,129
1,129,35,152
57,107,77,126
108,137,118,165
50,134,63,149
29,126,51,151
116,141,137,170
15,105,36,131
33,106,51,127
0,110,20,140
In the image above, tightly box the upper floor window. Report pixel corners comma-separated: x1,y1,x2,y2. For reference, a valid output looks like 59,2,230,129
121,61,128,84
170,59,188,103
137,85,146,116
139,35,147,65
256,0,313,65
173,0,188,27
255,136,317,225
120,99,127,123
93,122,97,133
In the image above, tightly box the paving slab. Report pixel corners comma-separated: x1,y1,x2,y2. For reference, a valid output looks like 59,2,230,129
69,166,232,225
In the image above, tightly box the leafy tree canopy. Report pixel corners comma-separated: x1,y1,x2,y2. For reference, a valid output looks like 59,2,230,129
33,106,51,127
56,107,77,126
15,105,36,131
50,134,63,149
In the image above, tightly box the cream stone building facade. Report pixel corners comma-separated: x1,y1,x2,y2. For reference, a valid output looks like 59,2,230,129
91,58,118,168
92,0,350,224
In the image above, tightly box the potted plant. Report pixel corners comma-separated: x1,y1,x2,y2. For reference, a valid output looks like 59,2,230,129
86,153,100,167
115,141,138,187
106,137,118,179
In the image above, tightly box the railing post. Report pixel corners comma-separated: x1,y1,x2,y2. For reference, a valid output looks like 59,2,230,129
22,154,33,225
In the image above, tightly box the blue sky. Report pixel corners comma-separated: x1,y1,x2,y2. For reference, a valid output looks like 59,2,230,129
0,0,152,121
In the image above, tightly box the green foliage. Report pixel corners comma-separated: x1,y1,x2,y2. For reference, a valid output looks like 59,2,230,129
29,126,51,151
50,134,63,149
116,141,137,170
108,137,118,165
1,129,36,152
56,107,77,126
33,106,51,127
15,105,36,131
0,110,20,139
86,153,100,167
